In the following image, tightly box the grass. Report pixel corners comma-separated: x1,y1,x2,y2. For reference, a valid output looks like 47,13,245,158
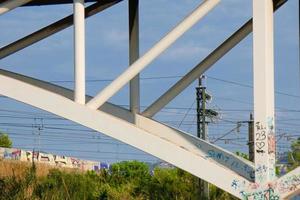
0,159,78,179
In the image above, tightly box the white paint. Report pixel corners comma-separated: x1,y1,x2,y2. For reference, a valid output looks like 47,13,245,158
87,0,220,109
0,0,32,15
74,0,86,104
253,0,275,184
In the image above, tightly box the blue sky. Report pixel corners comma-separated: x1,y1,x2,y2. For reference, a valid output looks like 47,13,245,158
0,0,299,163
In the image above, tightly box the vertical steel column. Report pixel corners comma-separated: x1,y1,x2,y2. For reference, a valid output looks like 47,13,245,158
74,0,86,104
253,0,276,184
129,0,140,114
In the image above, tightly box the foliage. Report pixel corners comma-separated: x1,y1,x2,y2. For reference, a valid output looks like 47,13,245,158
0,160,238,200
288,137,300,171
235,151,249,160
0,133,12,148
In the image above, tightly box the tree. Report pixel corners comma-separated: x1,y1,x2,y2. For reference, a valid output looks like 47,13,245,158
288,137,300,170
0,133,12,148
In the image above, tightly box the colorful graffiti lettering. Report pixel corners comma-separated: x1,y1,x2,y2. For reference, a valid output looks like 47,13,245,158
0,147,107,172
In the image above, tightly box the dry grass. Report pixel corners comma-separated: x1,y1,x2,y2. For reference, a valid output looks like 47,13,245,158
0,159,80,179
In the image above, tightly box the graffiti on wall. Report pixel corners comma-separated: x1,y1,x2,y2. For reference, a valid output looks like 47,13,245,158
0,147,109,172
277,174,300,194
255,121,267,154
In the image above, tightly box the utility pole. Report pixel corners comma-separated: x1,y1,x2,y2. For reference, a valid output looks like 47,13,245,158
248,113,254,162
196,75,209,200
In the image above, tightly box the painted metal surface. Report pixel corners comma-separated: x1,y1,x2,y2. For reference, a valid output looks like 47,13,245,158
253,0,276,185
73,0,86,104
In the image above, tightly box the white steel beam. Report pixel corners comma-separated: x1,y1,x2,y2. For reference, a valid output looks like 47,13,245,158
129,0,140,114
73,0,85,104
274,166,300,199
135,115,255,181
253,0,276,184
0,69,134,123
0,0,122,60
86,0,220,110
142,0,287,118
0,68,254,181
0,72,250,199
0,0,33,15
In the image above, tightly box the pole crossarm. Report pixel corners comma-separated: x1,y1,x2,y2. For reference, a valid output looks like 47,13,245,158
0,0,122,60
0,0,33,15
142,0,287,118
0,70,251,199
86,0,220,110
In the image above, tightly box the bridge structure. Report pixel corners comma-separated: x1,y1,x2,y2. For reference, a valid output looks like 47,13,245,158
0,0,299,199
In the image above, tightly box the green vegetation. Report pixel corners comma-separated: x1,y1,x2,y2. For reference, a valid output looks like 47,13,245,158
0,132,12,148
0,160,237,200
288,137,300,171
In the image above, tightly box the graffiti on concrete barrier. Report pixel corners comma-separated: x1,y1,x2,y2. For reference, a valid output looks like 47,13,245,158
0,147,109,172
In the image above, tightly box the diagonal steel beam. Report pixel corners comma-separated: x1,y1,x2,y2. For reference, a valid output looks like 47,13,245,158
0,0,33,15
0,0,122,59
0,68,255,181
86,0,220,110
142,0,287,118
0,69,135,123
0,70,251,199
275,166,300,199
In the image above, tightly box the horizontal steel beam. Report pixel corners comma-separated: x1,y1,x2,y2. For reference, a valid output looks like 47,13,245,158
142,0,287,118
0,0,122,59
